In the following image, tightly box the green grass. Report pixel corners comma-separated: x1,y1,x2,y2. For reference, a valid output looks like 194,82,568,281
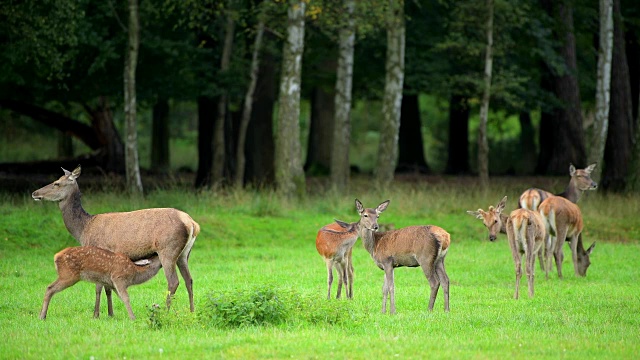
1,179,639,359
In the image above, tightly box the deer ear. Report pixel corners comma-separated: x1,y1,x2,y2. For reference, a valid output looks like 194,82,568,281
585,163,597,174
496,196,507,213
569,163,576,176
69,165,81,180
61,167,71,176
467,210,481,219
586,242,596,255
355,199,364,214
334,219,350,229
376,200,390,214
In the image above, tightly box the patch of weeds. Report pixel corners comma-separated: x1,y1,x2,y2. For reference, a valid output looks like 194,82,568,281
200,287,287,328
147,303,197,330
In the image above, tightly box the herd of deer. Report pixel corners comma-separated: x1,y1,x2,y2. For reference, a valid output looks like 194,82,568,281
316,163,598,313
30,163,597,320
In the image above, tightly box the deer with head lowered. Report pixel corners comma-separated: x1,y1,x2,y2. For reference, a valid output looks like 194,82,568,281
538,195,595,278
32,166,200,317
40,246,163,320
344,199,450,314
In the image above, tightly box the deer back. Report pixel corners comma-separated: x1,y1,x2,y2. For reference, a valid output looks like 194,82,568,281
374,225,450,259
316,222,358,259
538,196,583,237
508,208,546,241
519,188,553,210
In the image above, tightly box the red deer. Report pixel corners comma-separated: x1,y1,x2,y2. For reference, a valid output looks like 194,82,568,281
315,221,358,299
468,197,549,283
353,199,450,314
505,208,546,299
32,166,199,316
40,246,163,320
538,196,595,278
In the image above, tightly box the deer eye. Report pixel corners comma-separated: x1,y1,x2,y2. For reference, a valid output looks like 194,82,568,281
494,220,498,224
363,214,368,217
53,183,60,187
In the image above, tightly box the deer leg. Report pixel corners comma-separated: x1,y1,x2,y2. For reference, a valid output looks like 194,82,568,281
526,225,536,298
554,228,568,279
113,281,136,320
506,223,522,299
160,257,180,309
346,250,354,299
94,284,102,318
105,287,114,317
435,259,449,312
177,255,194,312
335,262,344,299
382,265,394,314
546,234,557,279
568,234,580,277
325,260,333,300
40,278,78,320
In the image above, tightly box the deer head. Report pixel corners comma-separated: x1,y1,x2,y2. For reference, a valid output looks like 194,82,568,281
570,163,598,191
32,166,82,202
467,196,507,241
355,199,390,232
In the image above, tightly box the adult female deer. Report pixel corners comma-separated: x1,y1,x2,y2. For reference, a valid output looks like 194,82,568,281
40,246,163,320
352,199,450,314
538,196,595,278
32,166,200,316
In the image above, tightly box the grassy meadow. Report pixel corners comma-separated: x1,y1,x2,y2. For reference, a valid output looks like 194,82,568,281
1,176,639,359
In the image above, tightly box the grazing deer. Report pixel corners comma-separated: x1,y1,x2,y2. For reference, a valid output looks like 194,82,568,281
40,246,162,320
467,196,549,281
316,221,358,299
32,166,200,317
351,199,450,314
519,163,598,210
538,196,595,278
505,208,546,299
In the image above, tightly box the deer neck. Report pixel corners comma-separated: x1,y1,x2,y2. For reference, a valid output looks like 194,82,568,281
357,223,381,257
558,179,581,203
499,213,509,234
59,190,92,243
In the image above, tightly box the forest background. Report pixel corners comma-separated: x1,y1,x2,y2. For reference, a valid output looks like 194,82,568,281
1,0,640,194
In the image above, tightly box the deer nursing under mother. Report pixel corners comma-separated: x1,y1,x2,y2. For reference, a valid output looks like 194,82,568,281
353,199,450,314
32,166,200,316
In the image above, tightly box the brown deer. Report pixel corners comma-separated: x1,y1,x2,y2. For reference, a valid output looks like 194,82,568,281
538,196,595,278
519,163,598,210
40,246,163,320
352,199,450,314
505,208,546,299
467,196,549,279
32,166,200,317
316,221,358,299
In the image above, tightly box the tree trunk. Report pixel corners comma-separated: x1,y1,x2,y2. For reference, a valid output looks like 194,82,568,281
151,98,170,174
535,67,554,174
545,1,587,174
330,0,356,192
445,94,470,174
376,0,405,188
274,0,306,197
57,131,74,158
212,14,236,186
235,19,265,188
124,0,143,194
519,112,537,175
602,0,634,192
477,0,494,188
305,85,335,175
589,0,614,181
195,96,215,188
397,92,429,173
627,30,640,124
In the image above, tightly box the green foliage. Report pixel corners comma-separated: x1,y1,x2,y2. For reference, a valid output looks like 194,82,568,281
200,287,287,328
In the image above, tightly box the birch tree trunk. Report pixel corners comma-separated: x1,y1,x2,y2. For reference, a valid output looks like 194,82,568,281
235,19,264,188
275,0,306,197
478,0,494,188
124,0,143,195
375,0,405,188
213,13,236,186
331,0,356,192
590,0,614,181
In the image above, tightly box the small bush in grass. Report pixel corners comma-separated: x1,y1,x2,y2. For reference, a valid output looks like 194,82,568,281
200,287,287,328
147,303,198,330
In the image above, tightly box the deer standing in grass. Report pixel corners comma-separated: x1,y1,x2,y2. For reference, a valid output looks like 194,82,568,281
40,246,163,320
32,166,200,317
468,197,547,298
538,196,595,278
519,163,597,269
350,199,450,314
316,221,358,299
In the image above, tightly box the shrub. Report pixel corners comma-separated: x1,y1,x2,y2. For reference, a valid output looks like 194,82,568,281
200,287,287,328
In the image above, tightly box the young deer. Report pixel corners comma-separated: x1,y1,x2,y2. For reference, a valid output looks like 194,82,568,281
467,197,550,282
32,166,200,317
40,246,163,320
538,196,595,278
315,221,358,299
352,199,450,314
505,208,546,299
519,163,598,210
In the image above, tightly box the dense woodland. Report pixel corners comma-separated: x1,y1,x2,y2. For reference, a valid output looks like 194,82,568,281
1,0,640,195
